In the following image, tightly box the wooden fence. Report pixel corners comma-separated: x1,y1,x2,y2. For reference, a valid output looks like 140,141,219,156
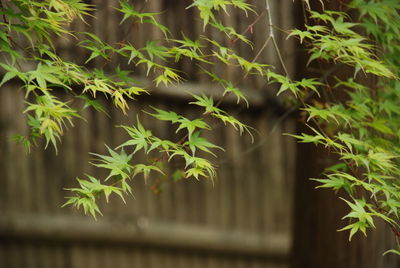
0,83,296,268
2,0,400,267
0,0,298,267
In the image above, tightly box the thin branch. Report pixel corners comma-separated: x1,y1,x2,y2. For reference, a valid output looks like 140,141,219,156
235,63,344,158
252,35,271,64
271,37,289,77
101,2,149,69
232,10,266,43
265,0,290,77
265,0,274,38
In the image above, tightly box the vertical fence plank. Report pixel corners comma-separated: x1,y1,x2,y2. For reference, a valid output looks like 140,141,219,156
0,243,5,267
0,87,9,214
70,245,88,268
3,89,19,214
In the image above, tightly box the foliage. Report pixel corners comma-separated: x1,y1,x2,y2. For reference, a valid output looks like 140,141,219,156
289,0,400,254
1,0,400,256
0,0,258,218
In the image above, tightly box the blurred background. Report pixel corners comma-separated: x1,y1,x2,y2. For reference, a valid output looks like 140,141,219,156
0,0,399,267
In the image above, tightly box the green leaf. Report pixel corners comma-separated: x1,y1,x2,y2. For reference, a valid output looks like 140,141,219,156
90,146,133,180
0,71,17,86
117,120,152,154
132,164,165,182
145,106,181,123
184,131,224,156
176,117,211,137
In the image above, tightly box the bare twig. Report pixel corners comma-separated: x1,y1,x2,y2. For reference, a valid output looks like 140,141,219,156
232,10,266,43
265,0,290,77
252,35,271,64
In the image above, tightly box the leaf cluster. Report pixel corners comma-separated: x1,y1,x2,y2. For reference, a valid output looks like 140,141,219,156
289,2,400,253
0,0,261,217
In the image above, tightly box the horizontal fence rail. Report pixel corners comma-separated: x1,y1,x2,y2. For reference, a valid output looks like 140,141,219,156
0,214,290,259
